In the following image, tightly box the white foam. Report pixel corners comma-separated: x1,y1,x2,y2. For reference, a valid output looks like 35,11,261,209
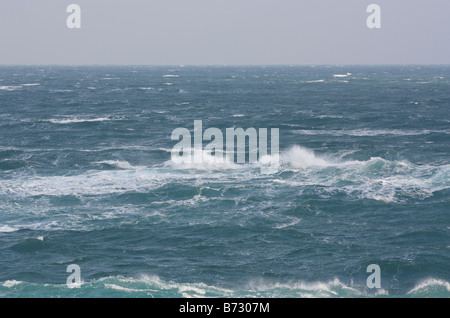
305,80,325,83
0,85,22,91
49,89,73,93
163,75,180,78
178,285,206,295
333,74,348,78
281,145,332,168
96,160,145,170
0,163,241,198
245,278,363,297
105,284,146,293
4,275,449,297
2,280,22,288
138,275,232,296
164,148,241,171
46,117,113,124
0,169,164,197
295,129,436,136
315,115,343,119
0,225,18,233
22,83,40,86
1,143,447,204
232,114,245,117
274,217,301,229
277,146,450,202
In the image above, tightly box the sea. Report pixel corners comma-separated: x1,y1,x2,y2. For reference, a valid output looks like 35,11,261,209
0,65,449,297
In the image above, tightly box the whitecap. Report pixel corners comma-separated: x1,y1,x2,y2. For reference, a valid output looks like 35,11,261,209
49,89,73,93
274,217,301,229
0,225,18,233
0,85,22,91
2,280,22,288
105,284,147,293
314,115,343,119
46,117,113,124
95,160,145,170
281,145,332,168
333,74,348,78
305,80,325,83
21,83,40,86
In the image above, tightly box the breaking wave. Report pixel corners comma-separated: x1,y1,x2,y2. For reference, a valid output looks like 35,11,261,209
1,276,448,298
1,146,448,203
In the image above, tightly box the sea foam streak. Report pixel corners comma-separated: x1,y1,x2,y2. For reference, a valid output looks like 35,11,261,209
0,85,22,91
294,129,443,136
46,117,114,124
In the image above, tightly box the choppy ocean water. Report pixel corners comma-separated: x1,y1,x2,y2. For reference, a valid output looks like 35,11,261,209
0,65,449,298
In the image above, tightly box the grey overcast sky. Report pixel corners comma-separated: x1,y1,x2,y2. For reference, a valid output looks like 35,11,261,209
0,0,449,65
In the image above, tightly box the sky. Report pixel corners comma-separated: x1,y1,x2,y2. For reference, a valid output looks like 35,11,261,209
0,0,449,65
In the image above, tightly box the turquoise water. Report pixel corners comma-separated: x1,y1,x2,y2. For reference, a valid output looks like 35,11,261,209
0,66,449,297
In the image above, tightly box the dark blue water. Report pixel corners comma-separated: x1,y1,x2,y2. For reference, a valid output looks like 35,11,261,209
0,66,449,297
